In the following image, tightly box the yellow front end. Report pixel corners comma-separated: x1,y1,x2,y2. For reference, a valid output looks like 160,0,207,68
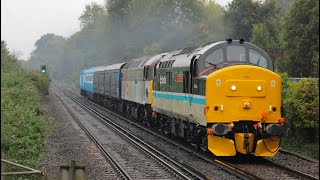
205,65,283,156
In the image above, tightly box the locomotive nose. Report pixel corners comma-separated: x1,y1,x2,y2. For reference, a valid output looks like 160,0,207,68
205,65,282,156
205,65,281,124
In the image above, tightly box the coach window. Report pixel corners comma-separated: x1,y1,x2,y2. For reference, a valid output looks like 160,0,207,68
227,45,246,62
205,48,223,67
249,49,267,68
85,74,93,82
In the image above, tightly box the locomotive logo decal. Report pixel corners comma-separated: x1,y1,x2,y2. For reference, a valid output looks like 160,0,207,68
176,74,183,82
216,79,221,86
176,69,183,83
271,80,276,87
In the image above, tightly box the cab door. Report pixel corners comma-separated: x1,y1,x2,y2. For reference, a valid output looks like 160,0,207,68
189,57,198,115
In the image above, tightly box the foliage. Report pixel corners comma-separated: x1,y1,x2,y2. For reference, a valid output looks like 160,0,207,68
224,0,280,41
143,43,162,56
284,78,319,130
25,0,227,82
1,41,49,169
79,2,106,29
25,33,66,80
278,0,319,77
277,71,291,100
1,41,21,73
251,23,275,55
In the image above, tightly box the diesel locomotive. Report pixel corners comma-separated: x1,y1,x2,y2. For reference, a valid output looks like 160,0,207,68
80,39,285,156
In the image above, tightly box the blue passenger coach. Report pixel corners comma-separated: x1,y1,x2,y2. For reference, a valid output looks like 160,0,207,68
80,68,95,99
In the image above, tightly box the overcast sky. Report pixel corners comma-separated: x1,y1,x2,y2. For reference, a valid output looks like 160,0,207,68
1,0,231,60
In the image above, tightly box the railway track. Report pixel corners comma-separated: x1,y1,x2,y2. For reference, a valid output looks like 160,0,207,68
229,154,319,180
278,148,319,163
262,158,319,180
53,89,131,180
54,87,208,180
60,86,261,180
60,84,319,180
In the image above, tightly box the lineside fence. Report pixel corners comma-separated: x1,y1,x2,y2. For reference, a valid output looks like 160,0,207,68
1,154,47,180
289,77,319,82
1,155,86,180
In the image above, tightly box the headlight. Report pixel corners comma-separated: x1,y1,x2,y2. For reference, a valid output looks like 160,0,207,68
257,86,262,91
231,85,237,91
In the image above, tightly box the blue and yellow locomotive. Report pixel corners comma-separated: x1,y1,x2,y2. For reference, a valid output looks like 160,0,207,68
80,39,285,156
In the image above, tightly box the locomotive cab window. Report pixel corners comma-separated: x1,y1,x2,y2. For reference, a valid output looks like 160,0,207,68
205,48,223,67
227,45,246,62
85,74,93,82
249,49,267,68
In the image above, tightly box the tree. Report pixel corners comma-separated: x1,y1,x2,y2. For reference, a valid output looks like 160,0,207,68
284,79,319,138
25,33,66,79
1,40,19,72
79,2,106,29
224,0,280,41
279,0,319,77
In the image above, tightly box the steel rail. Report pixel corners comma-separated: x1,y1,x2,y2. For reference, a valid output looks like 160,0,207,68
65,91,207,180
53,90,133,180
262,158,319,180
62,85,320,180
66,88,262,180
279,148,319,163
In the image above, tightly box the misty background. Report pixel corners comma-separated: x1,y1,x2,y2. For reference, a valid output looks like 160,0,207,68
2,0,318,85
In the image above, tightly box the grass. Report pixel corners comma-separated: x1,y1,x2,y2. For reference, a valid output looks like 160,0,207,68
1,70,50,175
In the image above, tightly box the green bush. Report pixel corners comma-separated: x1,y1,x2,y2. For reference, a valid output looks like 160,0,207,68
284,78,319,129
25,70,50,95
1,71,49,168
278,72,291,100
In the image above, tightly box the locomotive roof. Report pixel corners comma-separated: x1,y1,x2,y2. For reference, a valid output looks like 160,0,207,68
157,40,248,68
81,67,95,74
105,62,126,70
197,41,223,55
92,66,106,72
160,50,182,62
171,49,200,68
123,56,151,70
144,53,168,66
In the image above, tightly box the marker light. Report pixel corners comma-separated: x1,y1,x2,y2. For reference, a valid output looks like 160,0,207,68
257,86,262,91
